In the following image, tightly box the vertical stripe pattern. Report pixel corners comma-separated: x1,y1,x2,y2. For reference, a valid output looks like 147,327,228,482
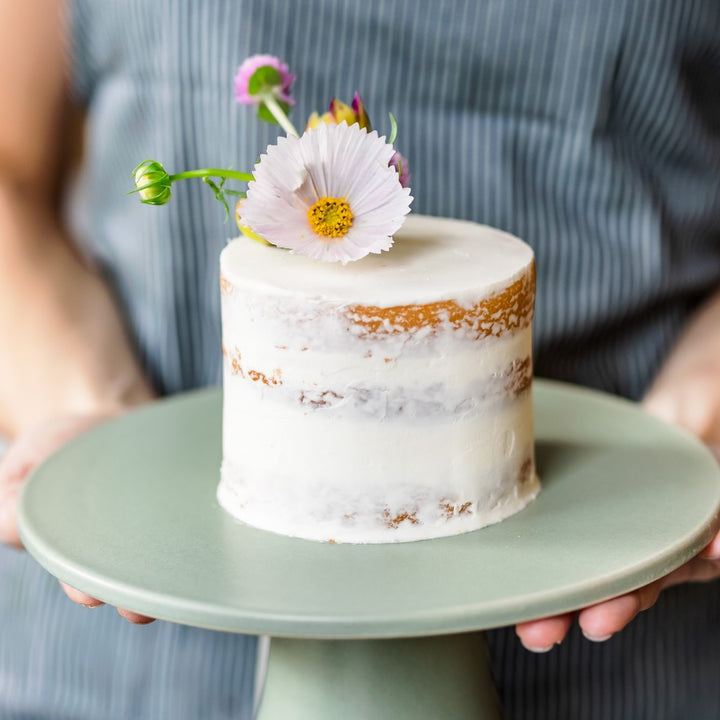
2,0,716,717
68,0,720,405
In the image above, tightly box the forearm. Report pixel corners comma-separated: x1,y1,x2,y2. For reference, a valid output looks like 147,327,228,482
0,181,153,437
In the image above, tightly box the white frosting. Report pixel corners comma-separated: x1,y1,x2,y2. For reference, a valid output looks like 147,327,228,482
218,214,539,543
221,214,534,306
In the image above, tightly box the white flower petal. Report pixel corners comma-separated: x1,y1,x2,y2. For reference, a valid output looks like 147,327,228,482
240,122,412,262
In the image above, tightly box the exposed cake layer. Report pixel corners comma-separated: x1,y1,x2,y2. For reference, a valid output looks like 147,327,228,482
220,390,538,543
221,331,532,421
220,268,534,355
218,214,538,543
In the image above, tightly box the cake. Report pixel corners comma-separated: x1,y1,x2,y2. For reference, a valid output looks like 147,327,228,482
126,57,538,542
217,214,539,543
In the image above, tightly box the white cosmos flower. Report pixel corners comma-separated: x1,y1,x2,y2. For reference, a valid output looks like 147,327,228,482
239,122,413,264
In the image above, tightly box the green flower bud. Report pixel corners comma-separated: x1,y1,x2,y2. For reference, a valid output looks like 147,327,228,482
132,160,172,205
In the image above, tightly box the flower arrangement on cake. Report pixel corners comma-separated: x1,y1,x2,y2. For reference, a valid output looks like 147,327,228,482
131,55,538,544
132,54,413,264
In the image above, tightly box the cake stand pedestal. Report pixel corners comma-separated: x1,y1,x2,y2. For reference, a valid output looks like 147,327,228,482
257,635,500,719
18,382,720,720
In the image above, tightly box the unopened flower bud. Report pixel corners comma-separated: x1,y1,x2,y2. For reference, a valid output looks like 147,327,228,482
389,151,410,188
305,93,372,133
306,111,333,130
133,160,172,205
329,99,359,126
350,92,371,131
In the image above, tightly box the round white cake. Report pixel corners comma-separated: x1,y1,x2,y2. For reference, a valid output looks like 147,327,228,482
218,214,539,543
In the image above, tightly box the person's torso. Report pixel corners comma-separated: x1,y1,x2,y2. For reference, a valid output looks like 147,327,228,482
5,3,717,719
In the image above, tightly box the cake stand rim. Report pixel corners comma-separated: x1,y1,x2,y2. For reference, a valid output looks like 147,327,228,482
17,380,720,639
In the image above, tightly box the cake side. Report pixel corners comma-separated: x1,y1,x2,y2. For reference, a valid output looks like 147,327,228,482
218,215,538,543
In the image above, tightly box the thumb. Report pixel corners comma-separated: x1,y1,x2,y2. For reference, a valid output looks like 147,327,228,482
0,451,32,548
0,415,109,548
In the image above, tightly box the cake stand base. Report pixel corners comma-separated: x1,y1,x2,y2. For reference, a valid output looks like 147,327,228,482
258,633,500,720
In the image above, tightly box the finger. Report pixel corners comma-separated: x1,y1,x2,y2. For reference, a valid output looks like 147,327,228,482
0,483,21,548
577,581,663,640
641,392,676,425
661,556,720,586
117,607,156,625
60,583,157,624
0,416,108,549
699,529,720,560
60,581,105,608
516,612,574,652
0,457,34,488
0,448,37,543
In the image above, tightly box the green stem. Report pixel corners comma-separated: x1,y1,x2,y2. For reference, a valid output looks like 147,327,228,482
169,168,254,183
259,93,300,137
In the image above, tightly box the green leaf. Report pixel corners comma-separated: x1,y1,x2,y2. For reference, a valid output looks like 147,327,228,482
257,100,290,124
388,113,398,145
248,66,282,96
203,177,230,221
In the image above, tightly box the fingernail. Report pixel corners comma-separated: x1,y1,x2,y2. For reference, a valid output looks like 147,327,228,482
520,641,555,653
582,631,612,642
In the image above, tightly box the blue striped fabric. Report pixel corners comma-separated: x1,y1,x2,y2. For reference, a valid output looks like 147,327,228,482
1,0,717,717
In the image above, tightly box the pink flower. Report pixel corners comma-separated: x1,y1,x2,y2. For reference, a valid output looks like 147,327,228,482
234,54,295,105
389,151,410,188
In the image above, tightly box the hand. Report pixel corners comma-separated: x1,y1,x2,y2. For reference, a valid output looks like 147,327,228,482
0,414,155,624
516,449,720,652
517,289,720,651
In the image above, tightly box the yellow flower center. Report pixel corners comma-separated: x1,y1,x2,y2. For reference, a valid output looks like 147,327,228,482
308,197,354,238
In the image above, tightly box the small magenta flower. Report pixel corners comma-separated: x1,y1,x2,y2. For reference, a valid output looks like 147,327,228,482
389,151,410,189
132,160,172,205
235,55,299,136
235,54,295,105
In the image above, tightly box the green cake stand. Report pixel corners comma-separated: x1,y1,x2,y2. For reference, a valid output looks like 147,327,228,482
18,381,720,719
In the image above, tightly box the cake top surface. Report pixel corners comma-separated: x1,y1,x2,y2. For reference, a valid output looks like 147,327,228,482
221,214,534,305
